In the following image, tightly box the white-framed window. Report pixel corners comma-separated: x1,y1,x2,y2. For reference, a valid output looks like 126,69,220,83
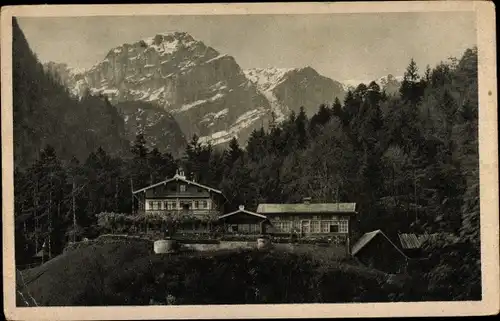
194,200,199,209
163,201,168,210
180,185,186,192
339,220,348,233
275,221,292,233
148,201,153,210
311,220,321,233
250,224,259,233
321,221,331,233
202,200,208,208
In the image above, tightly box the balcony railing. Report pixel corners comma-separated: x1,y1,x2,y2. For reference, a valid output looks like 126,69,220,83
141,209,221,218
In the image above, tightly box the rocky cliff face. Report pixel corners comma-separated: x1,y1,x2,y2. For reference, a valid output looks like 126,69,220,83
115,101,187,157
48,31,346,147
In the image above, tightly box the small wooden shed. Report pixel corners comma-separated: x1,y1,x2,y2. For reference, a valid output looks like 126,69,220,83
351,230,409,274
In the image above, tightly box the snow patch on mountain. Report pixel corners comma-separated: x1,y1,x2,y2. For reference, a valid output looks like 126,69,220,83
198,107,267,146
342,74,404,91
244,68,293,91
244,68,295,122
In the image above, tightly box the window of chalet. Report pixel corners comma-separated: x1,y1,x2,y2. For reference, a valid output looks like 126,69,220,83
194,200,199,209
202,200,208,209
301,221,310,233
180,185,186,192
163,201,168,210
249,224,259,233
321,221,331,233
148,201,153,210
329,224,340,233
339,220,348,233
311,220,320,233
274,221,292,233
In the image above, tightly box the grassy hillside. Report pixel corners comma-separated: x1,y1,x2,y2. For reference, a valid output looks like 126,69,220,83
17,238,419,306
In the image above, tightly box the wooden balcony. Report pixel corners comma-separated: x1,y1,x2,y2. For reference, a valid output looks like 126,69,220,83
140,209,221,218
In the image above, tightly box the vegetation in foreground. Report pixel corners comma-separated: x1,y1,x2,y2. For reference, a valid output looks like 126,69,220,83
19,240,429,306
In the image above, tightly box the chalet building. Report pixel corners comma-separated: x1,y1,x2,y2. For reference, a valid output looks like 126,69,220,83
132,169,229,229
352,230,410,274
256,198,357,249
217,205,270,235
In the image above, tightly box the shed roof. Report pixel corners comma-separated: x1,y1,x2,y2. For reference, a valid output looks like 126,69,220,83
351,230,408,258
398,232,460,249
256,203,356,214
218,205,268,220
133,174,224,196
398,233,425,249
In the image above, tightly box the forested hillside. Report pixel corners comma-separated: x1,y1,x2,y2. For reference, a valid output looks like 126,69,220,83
13,15,479,301
12,18,130,168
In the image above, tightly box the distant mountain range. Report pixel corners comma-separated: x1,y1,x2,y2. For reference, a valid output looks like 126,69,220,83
43,31,402,150
341,74,403,95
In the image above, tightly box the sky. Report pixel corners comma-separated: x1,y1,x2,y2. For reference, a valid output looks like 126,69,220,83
17,12,476,82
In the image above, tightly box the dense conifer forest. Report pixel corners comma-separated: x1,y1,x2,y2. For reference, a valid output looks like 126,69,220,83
13,16,480,301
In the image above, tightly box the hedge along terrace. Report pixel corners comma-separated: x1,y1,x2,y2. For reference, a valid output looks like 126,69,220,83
96,212,221,238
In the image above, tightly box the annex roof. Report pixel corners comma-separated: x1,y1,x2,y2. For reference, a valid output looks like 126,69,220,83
133,173,223,195
218,205,268,220
398,233,423,249
398,232,460,249
351,230,408,258
256,203,357,214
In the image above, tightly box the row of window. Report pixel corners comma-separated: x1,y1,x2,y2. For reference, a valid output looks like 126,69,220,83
147,200,209,210
228,224,260,233
273,215,344,221
273,220,348,233
164,184,203,193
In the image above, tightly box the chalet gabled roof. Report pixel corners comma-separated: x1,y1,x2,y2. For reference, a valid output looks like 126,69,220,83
256,203,357,214
352,230,408,258
133,173,223,195
218,205,268,220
